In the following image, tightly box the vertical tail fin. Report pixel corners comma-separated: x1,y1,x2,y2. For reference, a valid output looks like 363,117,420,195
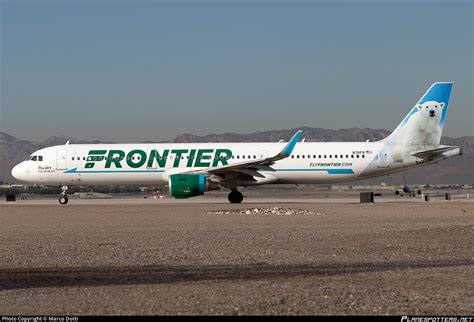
384,82,454,163
385,82,453,146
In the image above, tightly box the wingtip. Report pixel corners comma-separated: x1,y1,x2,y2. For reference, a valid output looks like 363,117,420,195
291,130,303,142
281,130,302,156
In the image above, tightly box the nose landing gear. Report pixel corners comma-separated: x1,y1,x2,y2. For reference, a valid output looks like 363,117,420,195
59,186,69,204
228,189,243,204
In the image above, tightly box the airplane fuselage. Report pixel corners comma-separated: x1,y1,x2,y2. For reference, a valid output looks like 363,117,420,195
12,141,457,187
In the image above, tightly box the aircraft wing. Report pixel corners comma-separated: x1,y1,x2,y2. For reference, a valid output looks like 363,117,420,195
411,146,460,160
182,130,302,180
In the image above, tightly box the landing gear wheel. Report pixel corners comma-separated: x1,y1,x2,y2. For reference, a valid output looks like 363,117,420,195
228,190,243,204
59,185,69,205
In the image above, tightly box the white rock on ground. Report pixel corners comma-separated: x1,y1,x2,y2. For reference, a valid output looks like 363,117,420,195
206,207,327,216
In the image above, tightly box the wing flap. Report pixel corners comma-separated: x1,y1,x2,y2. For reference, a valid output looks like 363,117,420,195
226,168,266,178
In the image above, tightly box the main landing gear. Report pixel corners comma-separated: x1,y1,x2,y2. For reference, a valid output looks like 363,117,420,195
228,189,243,204
59,186,69,205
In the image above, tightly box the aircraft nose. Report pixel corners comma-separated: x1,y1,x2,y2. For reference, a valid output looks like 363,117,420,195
11,162,26,182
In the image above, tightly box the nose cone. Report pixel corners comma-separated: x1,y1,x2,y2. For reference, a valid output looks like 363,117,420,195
11,162,27,182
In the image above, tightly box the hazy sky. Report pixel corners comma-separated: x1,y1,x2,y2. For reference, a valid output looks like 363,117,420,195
1,0,473,142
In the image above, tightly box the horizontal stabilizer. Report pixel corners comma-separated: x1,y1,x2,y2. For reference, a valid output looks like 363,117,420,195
411,146,459,160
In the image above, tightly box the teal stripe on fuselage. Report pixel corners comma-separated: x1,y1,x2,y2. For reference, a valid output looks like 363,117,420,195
64,168,353,174
272,168,354,174
64,168,165,173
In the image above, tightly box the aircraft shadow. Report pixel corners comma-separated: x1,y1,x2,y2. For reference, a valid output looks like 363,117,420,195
0,259,472,290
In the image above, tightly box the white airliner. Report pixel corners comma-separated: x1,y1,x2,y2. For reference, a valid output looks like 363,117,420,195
11,82,462,204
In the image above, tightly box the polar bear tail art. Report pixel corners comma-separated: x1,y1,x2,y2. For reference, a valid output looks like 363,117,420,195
383,82,453,157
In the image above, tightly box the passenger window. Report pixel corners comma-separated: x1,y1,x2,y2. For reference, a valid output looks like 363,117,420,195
297,155,300,159
329,155,332,158
72,157,75,161
324,155,326,158
340,155,343,158
335,155,338,158
291,155,294,158
318,155,321,158
356,155,360,158
346,155,349,158
302,155,305,158
362,155,365,158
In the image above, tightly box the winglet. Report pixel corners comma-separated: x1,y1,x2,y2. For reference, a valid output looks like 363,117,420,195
280,130,302,157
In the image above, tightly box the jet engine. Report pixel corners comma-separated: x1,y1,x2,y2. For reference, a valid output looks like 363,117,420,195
168,174,219,198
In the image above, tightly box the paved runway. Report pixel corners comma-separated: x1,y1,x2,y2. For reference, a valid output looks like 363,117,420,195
2,193,472,205
0,200,472,315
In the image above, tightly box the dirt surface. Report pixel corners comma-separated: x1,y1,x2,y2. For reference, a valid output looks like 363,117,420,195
0,201,473,315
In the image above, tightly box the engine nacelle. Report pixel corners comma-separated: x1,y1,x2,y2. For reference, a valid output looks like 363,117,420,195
168,174,219,198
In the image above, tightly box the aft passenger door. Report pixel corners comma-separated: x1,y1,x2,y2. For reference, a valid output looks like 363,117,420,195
377,146,390,168
57,148,68,170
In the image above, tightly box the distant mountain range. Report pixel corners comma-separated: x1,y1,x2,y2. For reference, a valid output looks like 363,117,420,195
1,128,472,184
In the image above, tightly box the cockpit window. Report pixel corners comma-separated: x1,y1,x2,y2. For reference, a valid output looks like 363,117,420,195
38,156,43,162
31,156,37,161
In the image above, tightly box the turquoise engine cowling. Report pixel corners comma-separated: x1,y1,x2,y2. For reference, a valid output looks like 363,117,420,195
169,174,206,198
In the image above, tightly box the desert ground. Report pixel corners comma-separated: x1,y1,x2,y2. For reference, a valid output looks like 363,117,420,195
0,197,472,315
